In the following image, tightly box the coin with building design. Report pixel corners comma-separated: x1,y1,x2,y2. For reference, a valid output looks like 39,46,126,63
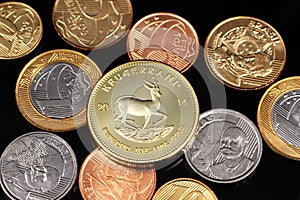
0,131,77,200
87,60,199,168
257,76,300,160
204,16,286,90
15,49,102,132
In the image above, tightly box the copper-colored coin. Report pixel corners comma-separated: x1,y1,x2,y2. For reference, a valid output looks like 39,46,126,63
257,76,300,160
204,16,286,90
52,0,133,50
0,1,42,59
15,49,102,132
79,147,156,200
127,12,200,73
152,177,218,200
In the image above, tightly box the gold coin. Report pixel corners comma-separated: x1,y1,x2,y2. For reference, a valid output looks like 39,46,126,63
0,1,42,59
15,49,102,132
52,0,133,50
87,60,199,167
204,16,286,90
257,76,300,160
152,177,218,200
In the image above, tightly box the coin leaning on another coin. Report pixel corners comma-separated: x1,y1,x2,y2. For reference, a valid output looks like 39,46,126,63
15,49,102,132
0,131,78,200
87,60,199,168
257,76,300,160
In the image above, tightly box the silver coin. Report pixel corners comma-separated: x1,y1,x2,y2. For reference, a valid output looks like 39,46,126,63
0,131,77,200
184,108,263,184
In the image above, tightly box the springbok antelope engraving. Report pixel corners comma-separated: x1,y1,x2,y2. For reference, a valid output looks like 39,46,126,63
115,78,167,129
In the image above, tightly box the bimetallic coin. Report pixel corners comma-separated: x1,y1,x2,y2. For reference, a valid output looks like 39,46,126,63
257,76,300,160
52,0,133,50
184,108,263,184
79,147,156,200
87,60,199,168
127,12,200,73
0,1,42,59
0,131,77,200
15,49,102,132
204,16,286,90
152,177,218,200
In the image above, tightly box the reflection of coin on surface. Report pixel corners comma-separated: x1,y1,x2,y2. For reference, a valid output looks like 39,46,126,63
52,0,133,50
79,147,156,200
127,12,200,73
204,16,286,90
0,1,42,59
257,76,300,160
0,131,77,200
15,49,102,132
87,60,199,168
152,177,218,200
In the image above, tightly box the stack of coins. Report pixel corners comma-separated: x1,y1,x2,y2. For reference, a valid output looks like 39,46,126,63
2,0,300,200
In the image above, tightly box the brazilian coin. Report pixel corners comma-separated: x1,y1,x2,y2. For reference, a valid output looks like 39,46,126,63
0,1,43,59
184,108,263,184
15,49,102,132
204,16,286,90
87,60,199,168
152,177,218,200
0,131,77,200
257,76,300,160
127,12,200,73
79,147,156,200
52,0,133,50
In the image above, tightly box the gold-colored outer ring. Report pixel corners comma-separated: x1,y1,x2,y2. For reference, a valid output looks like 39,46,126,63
257,76,300,160
15,49,102,132
152,177,218,200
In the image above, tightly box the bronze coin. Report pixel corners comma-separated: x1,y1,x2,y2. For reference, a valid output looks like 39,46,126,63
127,12,200,73
0,1,42,59
52,0,133,50
79,147,157,200
204,16,286,90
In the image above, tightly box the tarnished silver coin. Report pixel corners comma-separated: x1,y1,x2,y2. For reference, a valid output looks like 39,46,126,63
184,108,263,184
0,131,77,200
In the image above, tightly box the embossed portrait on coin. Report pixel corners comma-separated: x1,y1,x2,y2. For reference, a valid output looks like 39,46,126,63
3,136,60,193
212,26,274,86
113,77,175,142
30,63,91,119
208,126,254,179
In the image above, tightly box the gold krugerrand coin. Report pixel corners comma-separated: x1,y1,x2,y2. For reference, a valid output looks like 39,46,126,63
204,16,286,90
0,1,43,59
152,177,218,200
15,49,102,132
87,60,199,167
52,0,133,50
257,76,300,160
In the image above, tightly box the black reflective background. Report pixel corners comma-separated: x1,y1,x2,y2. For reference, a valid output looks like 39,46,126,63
1,0,300,199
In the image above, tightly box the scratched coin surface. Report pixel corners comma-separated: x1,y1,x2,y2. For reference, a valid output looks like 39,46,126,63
257,76,300,160
0,1,42,59
79,147,156,200
52,0,133,50
184,108,263,184
204,16,286,90
127,12,200,73
87,60,199,168
0,131,77,200
15,49,102,132
152,177,218,200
